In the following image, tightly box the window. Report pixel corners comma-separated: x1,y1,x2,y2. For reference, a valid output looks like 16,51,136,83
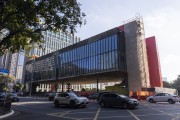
111,94,118,98
103,94,110,97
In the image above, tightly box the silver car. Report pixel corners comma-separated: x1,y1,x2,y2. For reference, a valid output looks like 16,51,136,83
54,92,89,108
147,93,179,104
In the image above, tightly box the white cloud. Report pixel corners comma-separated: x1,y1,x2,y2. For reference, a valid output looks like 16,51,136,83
161,55,180,81
144,7,180,81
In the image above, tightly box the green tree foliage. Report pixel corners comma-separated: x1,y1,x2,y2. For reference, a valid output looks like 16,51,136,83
0,0,85,55
163,81,172,88
171,75,180,95
13,82,24,92
0,73,15,91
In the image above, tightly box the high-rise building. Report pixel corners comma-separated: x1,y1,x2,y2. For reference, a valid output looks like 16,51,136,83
29,30,80,57
0,50,11,70
9,51,25,83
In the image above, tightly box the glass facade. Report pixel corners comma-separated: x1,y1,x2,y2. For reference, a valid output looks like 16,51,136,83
58,34,119,77
29,30,80,57
25,31,126,82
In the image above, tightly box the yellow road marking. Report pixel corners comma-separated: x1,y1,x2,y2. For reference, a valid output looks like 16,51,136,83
93,108,101,120
127,110,140,120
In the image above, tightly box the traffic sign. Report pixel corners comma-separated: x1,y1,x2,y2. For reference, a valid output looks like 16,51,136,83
0,69,9,74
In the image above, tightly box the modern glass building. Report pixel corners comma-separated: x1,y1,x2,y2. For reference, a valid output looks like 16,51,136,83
26,19,163,96
29,30,80,57
25,28,127,92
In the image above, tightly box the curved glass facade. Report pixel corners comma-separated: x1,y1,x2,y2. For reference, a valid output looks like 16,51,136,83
25,29,126,82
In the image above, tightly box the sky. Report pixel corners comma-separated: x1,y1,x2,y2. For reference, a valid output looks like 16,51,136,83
75,0,180,82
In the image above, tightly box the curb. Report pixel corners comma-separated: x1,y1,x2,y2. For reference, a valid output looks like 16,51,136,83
0,110,14,119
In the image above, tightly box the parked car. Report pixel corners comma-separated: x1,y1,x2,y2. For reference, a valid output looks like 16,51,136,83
48,92,59,101
97,91,112,102
0,92,19,102
146,93,179,104
54,92,89,108
88,93,98,100
0,92,5,100
98,93,139,109
7,93,19,102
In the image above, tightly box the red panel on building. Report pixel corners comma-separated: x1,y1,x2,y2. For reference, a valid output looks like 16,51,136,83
118,25,124,31
146,36,163,87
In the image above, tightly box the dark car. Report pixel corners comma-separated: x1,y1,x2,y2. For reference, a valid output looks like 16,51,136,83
88,93,98,100
7,93,19,102
97,91,112,102
0,92,5,100
0,92,19,102
99,93,139,109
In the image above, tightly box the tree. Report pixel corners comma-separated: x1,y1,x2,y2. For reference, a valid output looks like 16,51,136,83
13,82,24,92
0,73,15,91
171,75,180,95
0,0,85,55
163,81,172,88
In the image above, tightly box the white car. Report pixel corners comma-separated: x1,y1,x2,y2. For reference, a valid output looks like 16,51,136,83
54,92,89,108
147,93,179,104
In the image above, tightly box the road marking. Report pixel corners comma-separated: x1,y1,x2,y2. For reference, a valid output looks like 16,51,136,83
143,104,174,116
93,108,101,120
172,114,180,120
127,110,140,120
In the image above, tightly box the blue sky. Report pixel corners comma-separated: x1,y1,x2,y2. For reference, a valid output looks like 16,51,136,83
76,0,180,81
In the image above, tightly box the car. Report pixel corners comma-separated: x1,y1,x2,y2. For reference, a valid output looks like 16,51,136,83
0,92,5,100
88,93,98,100
7,93,19,102
97,91,112,102
48,92,59,101
98,93,139,109
0,92,19,102
146,93,179,104
54,92,89,108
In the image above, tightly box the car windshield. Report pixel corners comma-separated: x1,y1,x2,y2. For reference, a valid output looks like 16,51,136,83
68,93,78,97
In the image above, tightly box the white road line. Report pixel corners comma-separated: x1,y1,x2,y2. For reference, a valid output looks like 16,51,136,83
59,111,71,117
93,108,101,120
127,110,140,120
143,105,174,116
172,114,180,120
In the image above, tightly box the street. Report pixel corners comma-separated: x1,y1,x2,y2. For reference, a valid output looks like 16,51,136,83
2,97,180,120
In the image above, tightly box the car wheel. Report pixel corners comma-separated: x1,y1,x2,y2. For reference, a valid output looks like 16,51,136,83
168,99,174,104
149,99,154,103
70,101,76,108
54,100,59,107
122,103,128,109
100,101,105,107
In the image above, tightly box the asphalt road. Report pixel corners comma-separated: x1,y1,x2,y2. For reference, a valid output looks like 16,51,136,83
2,97,180,120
